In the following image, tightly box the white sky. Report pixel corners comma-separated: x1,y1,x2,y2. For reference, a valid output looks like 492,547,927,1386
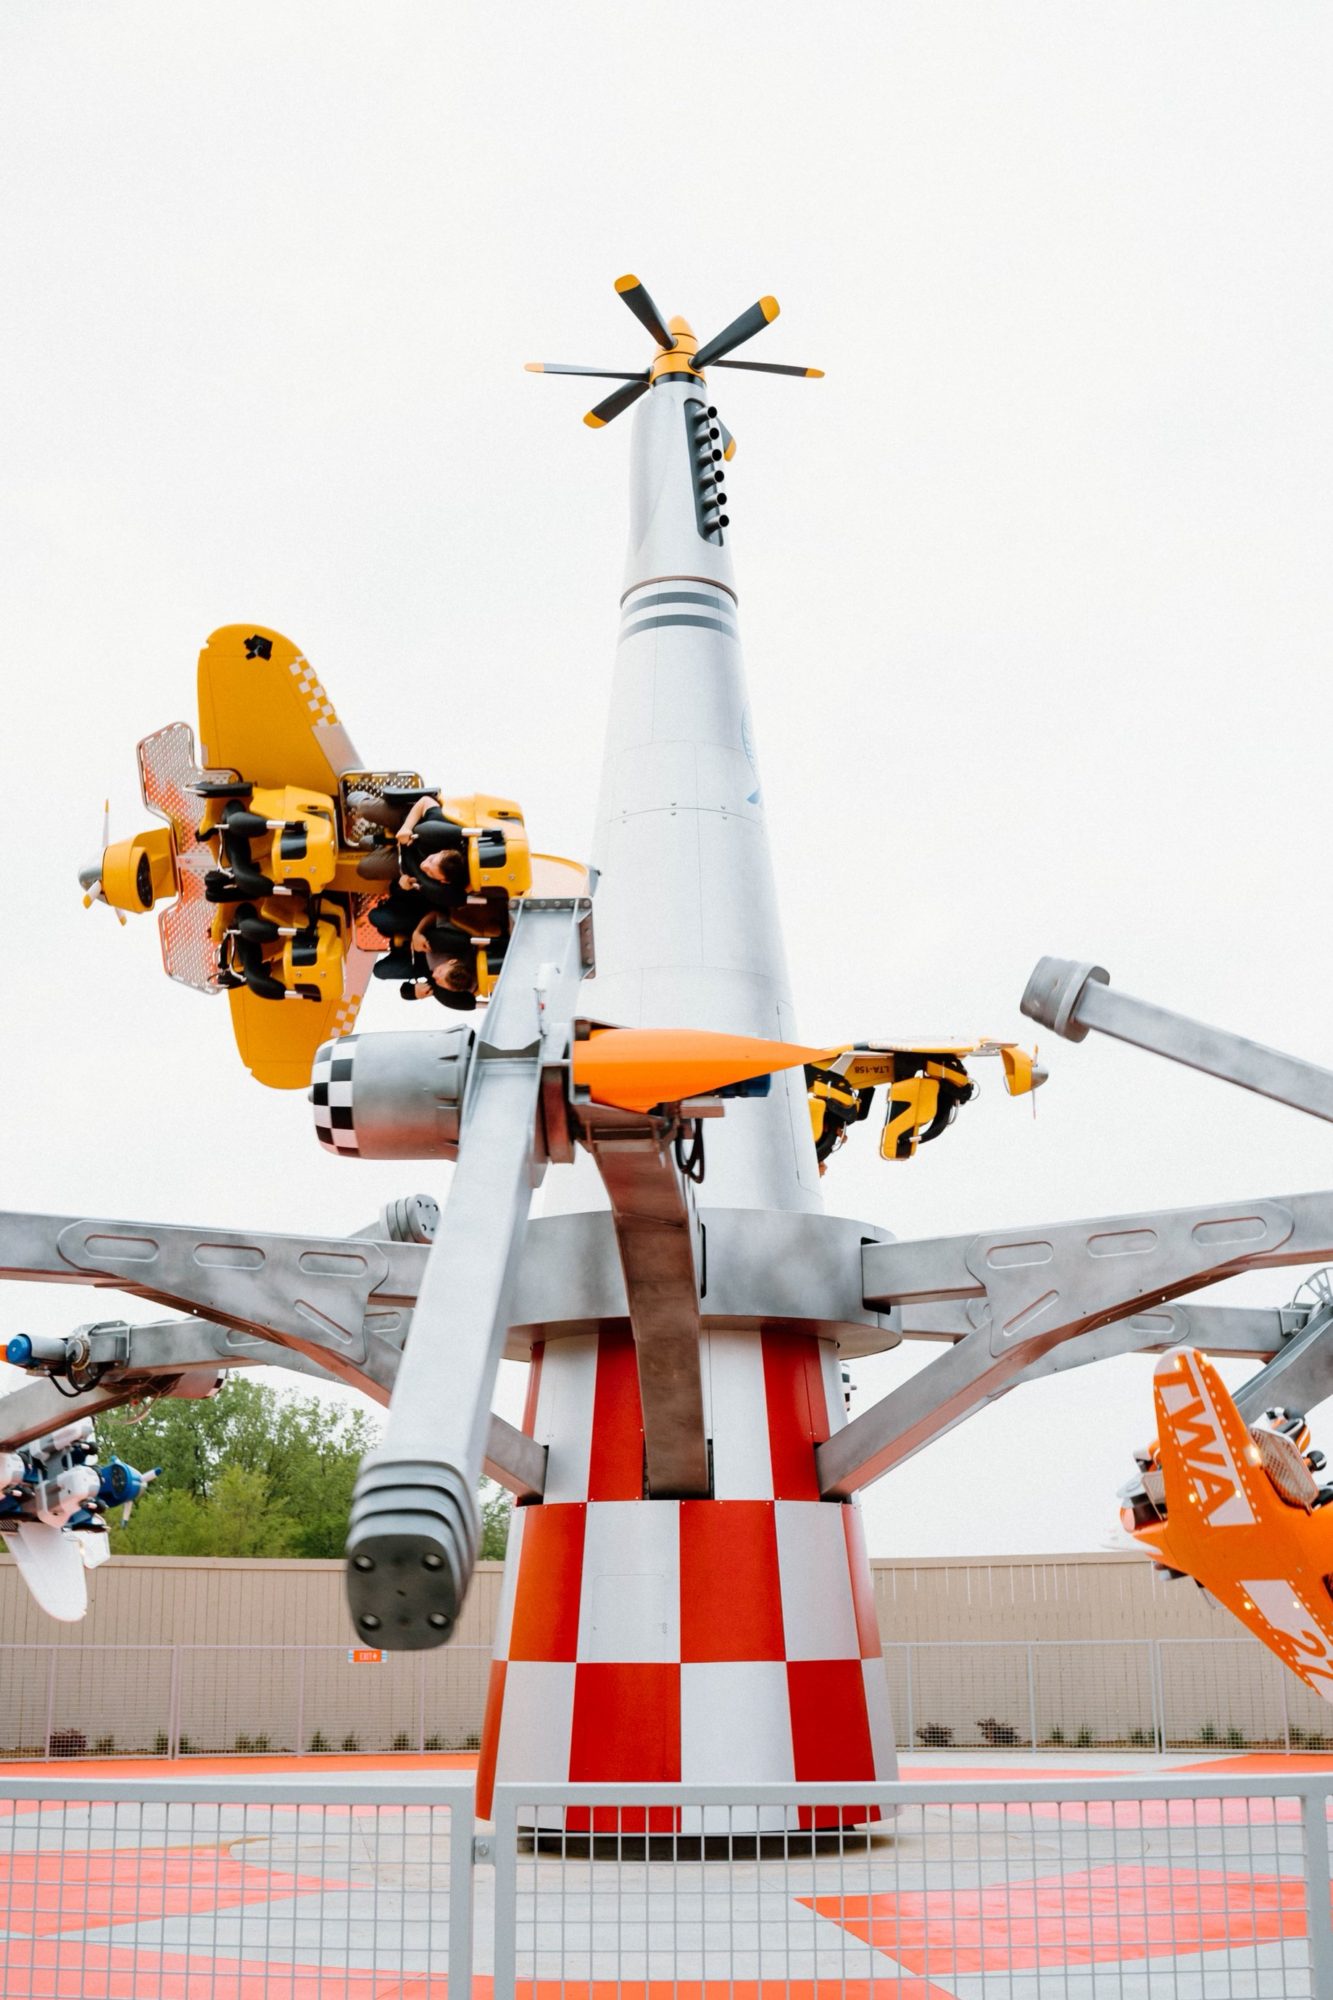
3,1,1333,1558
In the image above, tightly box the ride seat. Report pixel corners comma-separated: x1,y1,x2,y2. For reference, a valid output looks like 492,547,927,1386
279,910,345,1000
1249,1424,1322,1509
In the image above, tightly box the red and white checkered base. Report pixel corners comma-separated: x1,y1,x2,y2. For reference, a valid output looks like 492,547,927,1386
476,1326,896,1831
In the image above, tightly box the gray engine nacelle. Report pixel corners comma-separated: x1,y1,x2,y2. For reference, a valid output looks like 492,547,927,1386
310,1029,474,1160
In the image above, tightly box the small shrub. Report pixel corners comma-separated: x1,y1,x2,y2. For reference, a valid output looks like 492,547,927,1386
341,1734,360,1753
1308,1733,1328,1751
178,1735,194,1756
153,1732,170,1757
48,1729,88,1759
1226,1726,1248,1749
1128,1729,1153,1749
1198,1722,1218,1745
1045,1727,1065,1747
93,1736,116,1756
233,1734,254,1755
392,1731,413,1752
1291,1727,1306,1748
915,1723,953,1748
976,1717,1020,1747
308,1731,330,1754
424,1734,444,1752
1075,1728,1093,1748
463,1733,480,1752
252,1735,271,1753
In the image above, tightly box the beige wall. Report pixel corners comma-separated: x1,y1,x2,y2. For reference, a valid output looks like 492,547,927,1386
0,1548,1235,1652
1,1549,1319,1757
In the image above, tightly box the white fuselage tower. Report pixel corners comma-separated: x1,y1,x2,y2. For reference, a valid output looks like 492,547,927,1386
477,370,895,1820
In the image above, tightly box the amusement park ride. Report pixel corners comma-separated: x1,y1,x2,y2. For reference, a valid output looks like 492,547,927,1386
8,276,1333,1798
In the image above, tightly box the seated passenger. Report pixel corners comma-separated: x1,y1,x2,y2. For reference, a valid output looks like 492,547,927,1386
367,884,453,945
405,956,479,1011
371,905,478,1001
399,844,469,908
395,794,469,857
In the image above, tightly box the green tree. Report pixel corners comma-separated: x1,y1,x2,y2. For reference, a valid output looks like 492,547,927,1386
97,1378,378,1558
478,1479,512,1559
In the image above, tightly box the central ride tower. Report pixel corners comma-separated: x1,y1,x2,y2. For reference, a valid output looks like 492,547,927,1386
477,288,896,1821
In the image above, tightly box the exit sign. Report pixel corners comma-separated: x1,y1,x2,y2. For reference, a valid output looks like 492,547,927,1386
346,1648,385,1664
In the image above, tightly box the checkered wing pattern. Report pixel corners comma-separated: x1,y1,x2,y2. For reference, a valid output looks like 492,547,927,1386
311,1038,360,1154
289,655,339,727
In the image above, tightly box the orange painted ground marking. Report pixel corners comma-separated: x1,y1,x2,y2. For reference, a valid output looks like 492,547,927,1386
897,1765,1117,1782
0,1844,346,1938
0,1940,449,1998
1173,1752,1333,1773
0,1954,957,2000
805,1864,1307,1973
0,1752,478,1781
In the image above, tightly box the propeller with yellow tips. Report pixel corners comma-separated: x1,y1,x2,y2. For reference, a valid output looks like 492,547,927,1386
613,273,677,350
77,800,128,926
524,363,648,381
585,379,652,429
713,359,825,379
526,273,824,430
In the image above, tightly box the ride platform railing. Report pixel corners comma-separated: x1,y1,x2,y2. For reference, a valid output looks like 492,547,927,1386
5,1770,1333,1995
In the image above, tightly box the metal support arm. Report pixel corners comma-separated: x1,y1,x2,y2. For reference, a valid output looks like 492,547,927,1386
0,1207,425,1392
1022,955,1333,1123
0,1312,546,1500
344,896,589,1647
821,1189,1333,1498
581,1102,709,1497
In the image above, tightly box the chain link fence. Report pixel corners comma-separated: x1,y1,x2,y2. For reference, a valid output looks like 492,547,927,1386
3,1635,1330,1762
0,1643,492,1760
889,1636,1333,1754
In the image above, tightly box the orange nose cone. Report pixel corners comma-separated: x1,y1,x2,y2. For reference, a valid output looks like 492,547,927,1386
573,1027,829,1114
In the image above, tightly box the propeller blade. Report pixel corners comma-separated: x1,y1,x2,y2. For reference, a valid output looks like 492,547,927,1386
712,359,824,379
718,420,737,463
526,363,649,380
614,274,676,350
693,296,780,371
584,379,651,430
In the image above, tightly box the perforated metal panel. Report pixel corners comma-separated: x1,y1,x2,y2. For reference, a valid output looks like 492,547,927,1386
339,769,425,850
136,721,236,993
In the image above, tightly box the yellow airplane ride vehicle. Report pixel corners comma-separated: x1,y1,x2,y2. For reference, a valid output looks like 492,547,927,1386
79,623,538,1090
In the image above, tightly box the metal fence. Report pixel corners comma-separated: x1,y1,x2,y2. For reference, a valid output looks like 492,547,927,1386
0,1773,475,1998
887,1636,1333,1755
5,1769,1333,1995
4,1635,1328,1762
0,1642,492,1760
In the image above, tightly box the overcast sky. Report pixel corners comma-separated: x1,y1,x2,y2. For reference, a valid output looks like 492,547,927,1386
3,2,1333,1558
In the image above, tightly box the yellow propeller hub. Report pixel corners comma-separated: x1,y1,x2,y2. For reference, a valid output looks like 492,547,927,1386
650,315,704,385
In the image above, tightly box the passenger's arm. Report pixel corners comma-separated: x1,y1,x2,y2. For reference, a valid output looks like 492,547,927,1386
396,794,440,844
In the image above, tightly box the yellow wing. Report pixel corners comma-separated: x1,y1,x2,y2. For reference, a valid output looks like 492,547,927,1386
196,625,361,793
228,938,376,1092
